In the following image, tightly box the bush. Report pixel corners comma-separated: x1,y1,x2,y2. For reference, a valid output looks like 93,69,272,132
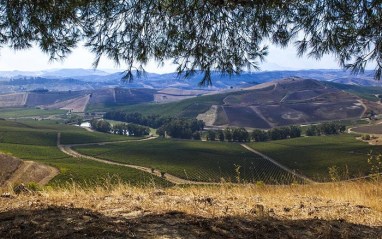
362,133,371,140
26,182,41,191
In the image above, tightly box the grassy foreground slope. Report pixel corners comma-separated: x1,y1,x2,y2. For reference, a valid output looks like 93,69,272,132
76,138,303,184
247,134,378,181
0,120,171,187
0,181,381,238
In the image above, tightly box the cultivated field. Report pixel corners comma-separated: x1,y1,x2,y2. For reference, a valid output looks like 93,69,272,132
247,134,379,181
75,138,303,184
0,108,66,119
352,124,382,134
223,106,271,128
0,93,27,107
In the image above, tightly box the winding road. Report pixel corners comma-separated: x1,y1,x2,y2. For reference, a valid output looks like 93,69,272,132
57,133,211,185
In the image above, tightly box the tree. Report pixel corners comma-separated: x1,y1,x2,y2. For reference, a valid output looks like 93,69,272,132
2,1,381,84
192,131,201,140
251,129,269,142
206,130,216,141
224,127,233,142
217,130,225,142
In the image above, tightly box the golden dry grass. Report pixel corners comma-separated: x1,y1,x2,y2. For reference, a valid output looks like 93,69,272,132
1,180,381,227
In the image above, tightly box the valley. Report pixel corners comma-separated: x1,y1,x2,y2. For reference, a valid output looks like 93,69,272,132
1,71,382,237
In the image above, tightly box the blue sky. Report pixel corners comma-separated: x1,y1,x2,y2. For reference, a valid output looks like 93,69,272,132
0,43,348,73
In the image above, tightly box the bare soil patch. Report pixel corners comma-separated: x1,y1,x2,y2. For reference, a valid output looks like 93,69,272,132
0,154,59,188
45,95,90,112
0,93,27,107
0,153,23,186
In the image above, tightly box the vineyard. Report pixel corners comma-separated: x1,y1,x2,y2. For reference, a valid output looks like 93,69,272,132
75,138,304,184
247,134,380,181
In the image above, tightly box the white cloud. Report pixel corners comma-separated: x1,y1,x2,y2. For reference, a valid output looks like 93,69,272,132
0,43,375,73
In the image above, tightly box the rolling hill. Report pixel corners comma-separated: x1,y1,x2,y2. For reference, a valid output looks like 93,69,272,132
118,77,382,129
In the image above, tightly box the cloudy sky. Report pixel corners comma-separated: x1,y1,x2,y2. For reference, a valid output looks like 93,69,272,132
0,43,352,73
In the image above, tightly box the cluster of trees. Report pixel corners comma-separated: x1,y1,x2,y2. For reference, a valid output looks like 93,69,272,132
89,119,111,133
206,127,250,142
111,123,150,137
306,122,346,136
104,111,173,129
206,125,302,142
251,125,301,142
156,118,205,139
89,119,149,136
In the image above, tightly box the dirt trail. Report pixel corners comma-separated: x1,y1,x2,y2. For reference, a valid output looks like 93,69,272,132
57,133,318,185
57,133,208,185
240,144,315,184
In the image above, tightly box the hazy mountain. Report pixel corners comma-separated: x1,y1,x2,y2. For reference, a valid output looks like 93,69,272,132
0,68,379,94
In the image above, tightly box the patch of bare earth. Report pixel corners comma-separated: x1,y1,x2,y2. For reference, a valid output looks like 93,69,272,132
45,94,90,112
0,154,58,188
0,182,381,238
0,153,23,186
197,105,218,126
0,92,28,107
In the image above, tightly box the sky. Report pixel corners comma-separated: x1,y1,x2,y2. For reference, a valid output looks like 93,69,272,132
0,43,350,73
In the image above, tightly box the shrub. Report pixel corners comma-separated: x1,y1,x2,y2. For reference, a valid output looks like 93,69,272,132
362,133,371,140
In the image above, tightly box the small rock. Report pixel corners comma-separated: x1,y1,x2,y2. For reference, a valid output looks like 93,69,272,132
0,192,13,198
250,204,265,215
283,207,291,212
152,189,166,196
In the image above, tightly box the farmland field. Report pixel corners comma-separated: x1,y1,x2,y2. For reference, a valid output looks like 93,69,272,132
351,125,382,134
283,88,337,102
213,106,229,126
75,138,303,184
255,101,365,127
247,134,379,182
223,106,271,128
0,108,66,118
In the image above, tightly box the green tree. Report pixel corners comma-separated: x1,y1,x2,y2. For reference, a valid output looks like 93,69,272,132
217,130,225,142
206,130,216,141
2,1,381,84
224,127,233,142
192,131,201,140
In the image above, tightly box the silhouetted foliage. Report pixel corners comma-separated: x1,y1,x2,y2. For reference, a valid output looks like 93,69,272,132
2,1,381,83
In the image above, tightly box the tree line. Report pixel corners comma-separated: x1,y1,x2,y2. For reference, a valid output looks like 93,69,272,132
305,122,346,136
104,111,173,129
89,119,150,137
205,125,301,142
104,110,205,139
156,118,205,139
204,122,346,142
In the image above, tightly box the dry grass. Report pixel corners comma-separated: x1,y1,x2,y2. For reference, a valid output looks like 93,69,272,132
1,180,382,238
1,180,381,226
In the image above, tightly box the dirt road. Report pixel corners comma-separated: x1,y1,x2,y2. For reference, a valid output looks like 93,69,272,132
240,144,316,184
57,133,210,185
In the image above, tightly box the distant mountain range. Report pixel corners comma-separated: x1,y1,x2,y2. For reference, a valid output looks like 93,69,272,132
0,68,381,94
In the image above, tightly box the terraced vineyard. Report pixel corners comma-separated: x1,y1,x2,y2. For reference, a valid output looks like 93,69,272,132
75,138,304,184
247,134,379,182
